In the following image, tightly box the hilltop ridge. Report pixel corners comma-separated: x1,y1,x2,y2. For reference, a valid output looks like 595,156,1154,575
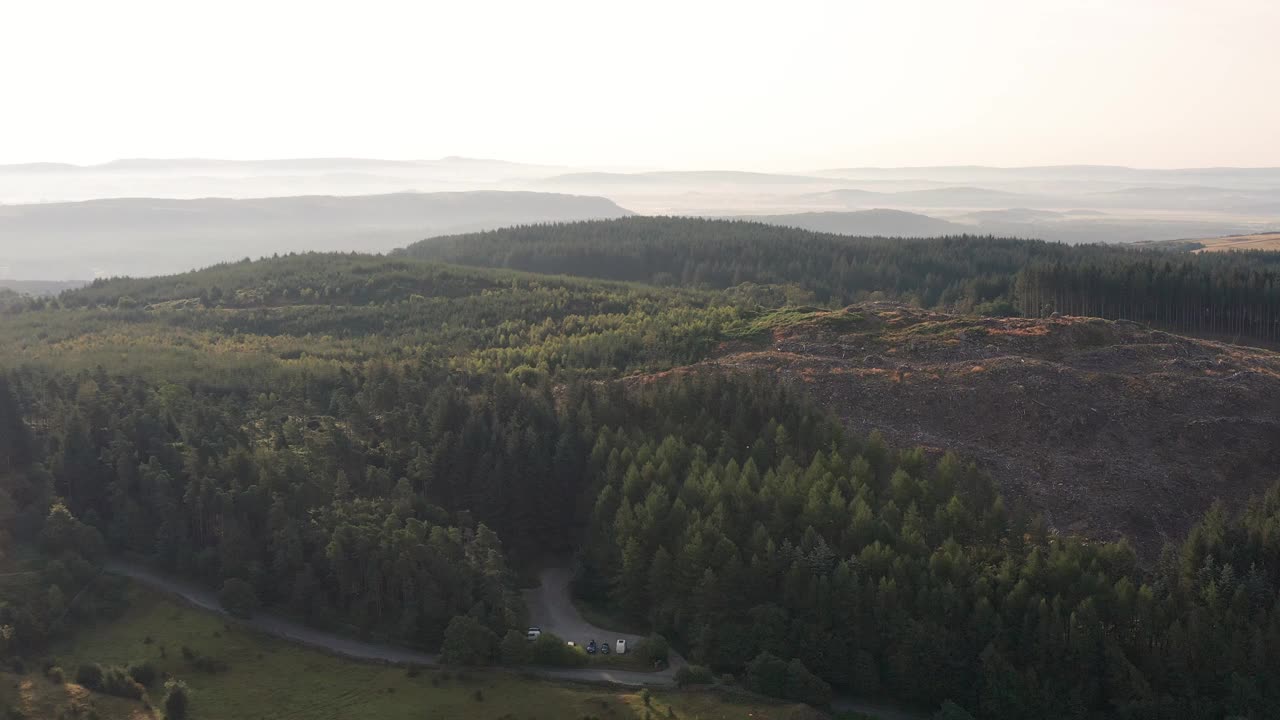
686,303,1280,549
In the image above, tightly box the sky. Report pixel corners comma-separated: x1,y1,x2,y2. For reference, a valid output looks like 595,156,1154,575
1,0,1278,170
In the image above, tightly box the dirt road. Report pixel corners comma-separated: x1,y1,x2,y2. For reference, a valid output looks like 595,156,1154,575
107,561,921,718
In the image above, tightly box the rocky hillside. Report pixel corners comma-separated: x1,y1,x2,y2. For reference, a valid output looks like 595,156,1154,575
702,304,1280,550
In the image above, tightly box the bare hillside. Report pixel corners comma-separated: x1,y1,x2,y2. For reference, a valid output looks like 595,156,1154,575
701,305,1280,549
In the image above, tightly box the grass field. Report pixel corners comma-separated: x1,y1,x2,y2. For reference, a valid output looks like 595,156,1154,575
41,583,816,720
1191,232,1280,252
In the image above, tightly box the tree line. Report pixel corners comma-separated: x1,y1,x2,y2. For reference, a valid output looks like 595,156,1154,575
402,217,1280,345
3,248,1280,718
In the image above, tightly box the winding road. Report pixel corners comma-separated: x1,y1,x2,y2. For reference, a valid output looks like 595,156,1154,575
106,561,921,718
105,560,678,686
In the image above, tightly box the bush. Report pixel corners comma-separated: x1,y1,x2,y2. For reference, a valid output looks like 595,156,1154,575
640,634,669,665
218,578,259,619
530,632,587,668
745,653,830,707
45,666,65,684
674,665,715,687
745,652,787,698
783,658,831,707
179,646,229,673
933,701,976,720
500,629,531,666
127,660,158,686
440,615,498,666
164,679,190,720
850,650,880,696
75,663,104,689
100,666,144,700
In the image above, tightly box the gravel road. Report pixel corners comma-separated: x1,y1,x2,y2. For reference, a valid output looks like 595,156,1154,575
106,560,677,686
106,561,920,717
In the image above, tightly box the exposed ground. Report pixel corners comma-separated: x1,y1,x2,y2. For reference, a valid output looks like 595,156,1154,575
1190,232,1280,252
0,672,153,720
689,304,1280,550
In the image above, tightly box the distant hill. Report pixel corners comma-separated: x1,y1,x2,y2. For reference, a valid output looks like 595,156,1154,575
1152,232,1280,253
538,170,837,186
727,209,966,236
0,279,87,295
958,208,1069,223
805,186,1055,209
0,191,631,280
817,164,1280,189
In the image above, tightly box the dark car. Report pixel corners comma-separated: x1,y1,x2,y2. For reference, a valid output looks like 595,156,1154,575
586,640,597,654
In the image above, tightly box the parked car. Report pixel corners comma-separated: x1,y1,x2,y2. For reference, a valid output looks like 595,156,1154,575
615,639,627,655
600,642,610,655
586,640,597,654
526,627,542,641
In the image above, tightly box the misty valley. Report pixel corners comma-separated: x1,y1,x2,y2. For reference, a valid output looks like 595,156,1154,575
5,2,1280,719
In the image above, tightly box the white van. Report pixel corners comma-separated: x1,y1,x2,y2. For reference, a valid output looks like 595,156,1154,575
615,639,627,655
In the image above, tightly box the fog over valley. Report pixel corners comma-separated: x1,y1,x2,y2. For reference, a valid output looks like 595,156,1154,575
2,159,1277,283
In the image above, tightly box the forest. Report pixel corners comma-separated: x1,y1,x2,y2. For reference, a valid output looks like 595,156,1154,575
401,217,1280,345
2,239,1280,719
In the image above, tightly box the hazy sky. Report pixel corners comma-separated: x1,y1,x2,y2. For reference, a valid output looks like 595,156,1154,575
2,0,1277,170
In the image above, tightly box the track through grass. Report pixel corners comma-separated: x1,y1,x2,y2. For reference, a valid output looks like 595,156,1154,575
45,583,812,720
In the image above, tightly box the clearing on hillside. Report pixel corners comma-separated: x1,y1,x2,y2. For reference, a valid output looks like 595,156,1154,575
676,303,1280,551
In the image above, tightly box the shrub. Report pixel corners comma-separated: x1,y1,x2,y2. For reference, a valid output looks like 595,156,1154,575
933,701,976,720
640,634,670,665
164,679,190,720
783,658,831,706
530,632,587,668
641,689,652,707
850,650,880,696
674,665,715,687
127,660,158,686
218,578,259,619
180,646,229,673
440,616,498,666
745,652,787,698
191,655,230,673
75,663,104,689
100,666,144,700
45,666,65,684
500,629,532,666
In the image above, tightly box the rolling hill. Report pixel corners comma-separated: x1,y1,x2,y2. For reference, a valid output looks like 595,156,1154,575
697,303,1280,549
727,209,967,236
0,190,631,279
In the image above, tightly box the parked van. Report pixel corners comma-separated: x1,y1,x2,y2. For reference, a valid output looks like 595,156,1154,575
615,639,627,655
